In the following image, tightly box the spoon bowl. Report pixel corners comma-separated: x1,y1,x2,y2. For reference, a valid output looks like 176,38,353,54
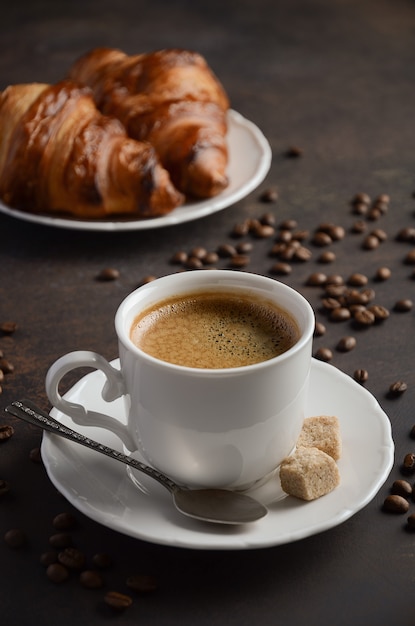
5,399,268,525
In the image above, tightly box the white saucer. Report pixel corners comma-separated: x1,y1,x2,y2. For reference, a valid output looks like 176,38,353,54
0,110,271,232
41,358,394,550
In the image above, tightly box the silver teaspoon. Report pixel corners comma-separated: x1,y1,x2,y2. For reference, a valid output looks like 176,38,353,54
5,400,268,525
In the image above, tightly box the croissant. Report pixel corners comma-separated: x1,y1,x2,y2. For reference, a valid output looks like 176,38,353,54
69,48,230,199
0,80,184,219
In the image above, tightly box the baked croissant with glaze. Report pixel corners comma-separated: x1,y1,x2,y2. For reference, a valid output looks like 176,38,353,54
0,80,184,219
69,48,230,199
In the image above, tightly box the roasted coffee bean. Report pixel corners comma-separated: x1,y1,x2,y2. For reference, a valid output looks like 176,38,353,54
217,243,237,258
104,591,133,611
374,266,391,281
139,275,157,285
326,274,344,286
330,307,351,322
394,299,413,312
371,228,387,241
203,251,219,265
346,290,370,306
406,514,415,530
235,241,253,254
58,547,86,570
49,532,73,548
29,447,42,463
353,309,375,326
382,495,409,514
352,192,371,206
231,221,250,237
93,553,113,568
294,246,312,262
80,570,105,589
336,336,356,352
312,231,332,247
367,305,390,321
362,235,379,250
396,227,415,242
354,369,368,384
404,249,415,264
4,528,27,548
228,254,250,268
0,479,10,496
367,207,382,220
317,251,336,263
171,250,188,264
314,322,326,337
0,321,17,334
259,188,278,203
314,347,333,362
347,273,368,286
126,574,158,594
46,563,69,584
402,453,415,474
0,358,14,374
351,219,367,233
40,551,59,567
285,146,303,158
321,297,341,311
324,284,347,297
95,267,120,281
270,262,292,276
279,219,298,230
391,479,412,497
260,212,277,226
252,224,275,238
291,229,309,241
53,512,77,531
0,424,14,441
389,381,408,396
306,272,327,287
184,256,203,269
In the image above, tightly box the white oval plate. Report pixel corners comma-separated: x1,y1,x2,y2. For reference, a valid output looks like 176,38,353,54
41,359,394,550
0,110,271,232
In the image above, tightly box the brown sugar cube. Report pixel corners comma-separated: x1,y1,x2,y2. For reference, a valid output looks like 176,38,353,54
279,446,340,501
297,415,341,461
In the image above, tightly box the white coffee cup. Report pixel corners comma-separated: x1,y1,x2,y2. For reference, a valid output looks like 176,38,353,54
46,270,314,490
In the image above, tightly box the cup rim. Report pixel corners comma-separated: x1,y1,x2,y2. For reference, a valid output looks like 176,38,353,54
115,270,315,374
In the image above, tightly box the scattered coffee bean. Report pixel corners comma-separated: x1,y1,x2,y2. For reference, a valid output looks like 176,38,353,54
394,299,413,312
371,228,388,242
391,480,412,497
353,308,375,326
314,321,326,337
314,347,333,362
0,358,14,374
382,495,409,514
171,250,188,264
252,224,275,238
80,570,105,589
0,478,10,496
40,551,59,567
217,243,237,258
259,188,278,203
374,267,391,281
4,528,27,548
228,254,250,268
330,307,352,322
353,369,368,384
203,251,219,265
285,146,303,158
402,453,415,474
184,256,203,269
92,552,113,569
347,273,368,286
0,424,14,441
260,212,277,226
49,532,73,549
126,574,158,594
367,305,390,322
312,231,332,247
58,547,86,570
396,227,415,242
305,272,327,287
351,219,367,233
95,267,120,281
336,336,356,352
235,241,253,254
279,219,298,230
406,514,415,530
362,235,379,250
104,590,133,611
389,381,408,396
46,563,69,584
53,512,77,531
317,251,336,263
404,249,415,265
351,192,371,206
0,321,17,334
139,275,157,285
270,262,292,275
29,447,42,463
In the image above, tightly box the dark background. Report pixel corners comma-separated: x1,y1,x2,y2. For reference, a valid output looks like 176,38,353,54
0,1,415,624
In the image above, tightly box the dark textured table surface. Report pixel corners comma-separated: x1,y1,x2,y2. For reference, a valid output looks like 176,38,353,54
1,1,415,624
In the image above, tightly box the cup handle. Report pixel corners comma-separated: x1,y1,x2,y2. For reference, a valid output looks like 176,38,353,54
45,350,136,451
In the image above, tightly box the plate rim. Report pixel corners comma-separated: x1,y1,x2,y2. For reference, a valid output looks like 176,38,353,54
0,109,272,232
40,358,394,550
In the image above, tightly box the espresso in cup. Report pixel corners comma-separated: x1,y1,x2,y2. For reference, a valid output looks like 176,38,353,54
130,290,300,369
